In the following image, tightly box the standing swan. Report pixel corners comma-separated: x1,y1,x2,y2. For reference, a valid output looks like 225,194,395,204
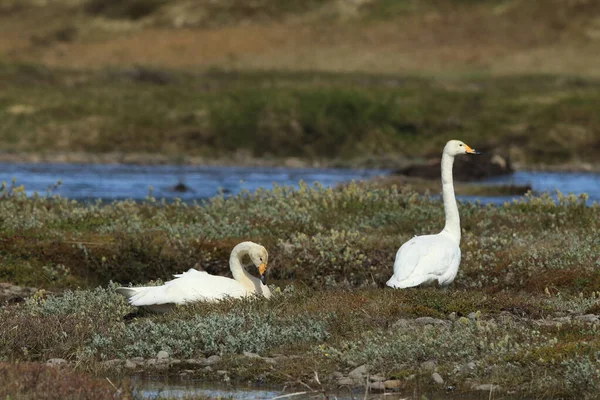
116,241,271,312
386,140,480,289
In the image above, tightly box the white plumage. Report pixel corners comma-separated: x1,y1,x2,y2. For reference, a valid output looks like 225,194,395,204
387,140,480,289
116,241,271,312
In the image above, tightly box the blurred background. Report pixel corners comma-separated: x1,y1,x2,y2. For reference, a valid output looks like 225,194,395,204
1,0,599,203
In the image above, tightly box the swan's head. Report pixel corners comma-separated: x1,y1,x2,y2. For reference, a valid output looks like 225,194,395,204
444,140,481,157
248,244,269,285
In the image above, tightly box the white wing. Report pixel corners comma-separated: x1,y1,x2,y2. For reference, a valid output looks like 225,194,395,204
115,268,249,308
387,234,460,288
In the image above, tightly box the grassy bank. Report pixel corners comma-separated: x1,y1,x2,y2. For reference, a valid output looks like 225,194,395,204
1,64,600,168
0,182,599,398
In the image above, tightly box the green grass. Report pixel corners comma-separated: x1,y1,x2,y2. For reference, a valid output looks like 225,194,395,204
1,64,600,167
0,181,599,397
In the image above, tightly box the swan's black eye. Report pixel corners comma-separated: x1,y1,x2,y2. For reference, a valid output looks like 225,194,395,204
260,257,263,262
459,144,463,146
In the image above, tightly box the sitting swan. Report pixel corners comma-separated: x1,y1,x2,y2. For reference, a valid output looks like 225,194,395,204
116,241,271,312
386,140,480,289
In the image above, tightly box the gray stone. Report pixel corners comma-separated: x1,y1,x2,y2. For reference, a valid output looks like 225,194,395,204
468,312,479,320
415,317,448,326
124,360,137,369
384,380,402,390
370,381,386,391
448,312,457,321
333,372,344,379
369,374,385,382
46,358,68,367
185,358,206,365
420,360,436,372
243,351,262,358
392,319,410,329
216,370,228,375
337,378,355,386
575,314,599,323
263,357,277,365
100,359,122,367
460,361,476,374
156,350,169,360
130,357,144,364
348,364,368,380
473,383,501,391
204,366,213,371
432,372,444,385
204,355,222,365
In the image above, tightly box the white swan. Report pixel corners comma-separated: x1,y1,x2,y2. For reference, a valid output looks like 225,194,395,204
386,140,480,289
116,241,271,312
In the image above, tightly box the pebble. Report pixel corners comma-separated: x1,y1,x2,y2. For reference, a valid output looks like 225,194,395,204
46,358,68,367
420,360,436,372
369,374,385,382
156,350,169,360
473,383,501,391
415,317,448,326
243,351,262,358
370,381,386,391
575,314,599,323
432,372,444,385
130,357,144,364
204,355,222,366
383,379,402,390
185,358,206,365
100,359,122,368
337,378,355,386
460,361,476,374
124,360,137,369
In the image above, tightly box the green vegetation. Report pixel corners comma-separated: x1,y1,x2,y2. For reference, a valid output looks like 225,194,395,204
0,182,599,398
1,64,600,167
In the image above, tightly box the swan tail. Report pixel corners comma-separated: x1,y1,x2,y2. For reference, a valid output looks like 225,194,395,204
115,287,139,300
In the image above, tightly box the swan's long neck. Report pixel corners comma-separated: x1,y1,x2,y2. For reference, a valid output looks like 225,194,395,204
441,152,461,244
229,243,258,289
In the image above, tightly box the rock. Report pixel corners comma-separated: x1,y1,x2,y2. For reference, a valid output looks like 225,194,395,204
348,364,368,380
100,359,122,368
243,351,262,359
124,360,137,369
432,372,444,385
370,381,386,391
204,355,221,366
333,372,344,379
337,378,355,386
415,317,448,326
170,359,181,365
263,357,277,365
420,360,437,372
204,366,213,372
369,374,385,382
392,319,411,328
396,150,513,181
185,358,206,365
468,311,481,320
448,312,457,321
156,350,169,360
46,358,68,367
460,361,476,375
473,383,501,392
216,370,228,375
383,380,402,390
130,357,144,364
575,314,599,323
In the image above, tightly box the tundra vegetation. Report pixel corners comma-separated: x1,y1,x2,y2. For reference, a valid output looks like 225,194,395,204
0,182,599,399
1,0,600,399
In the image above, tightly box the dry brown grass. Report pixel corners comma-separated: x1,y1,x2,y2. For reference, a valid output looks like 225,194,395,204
2,0,600,76
0,362,122,400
